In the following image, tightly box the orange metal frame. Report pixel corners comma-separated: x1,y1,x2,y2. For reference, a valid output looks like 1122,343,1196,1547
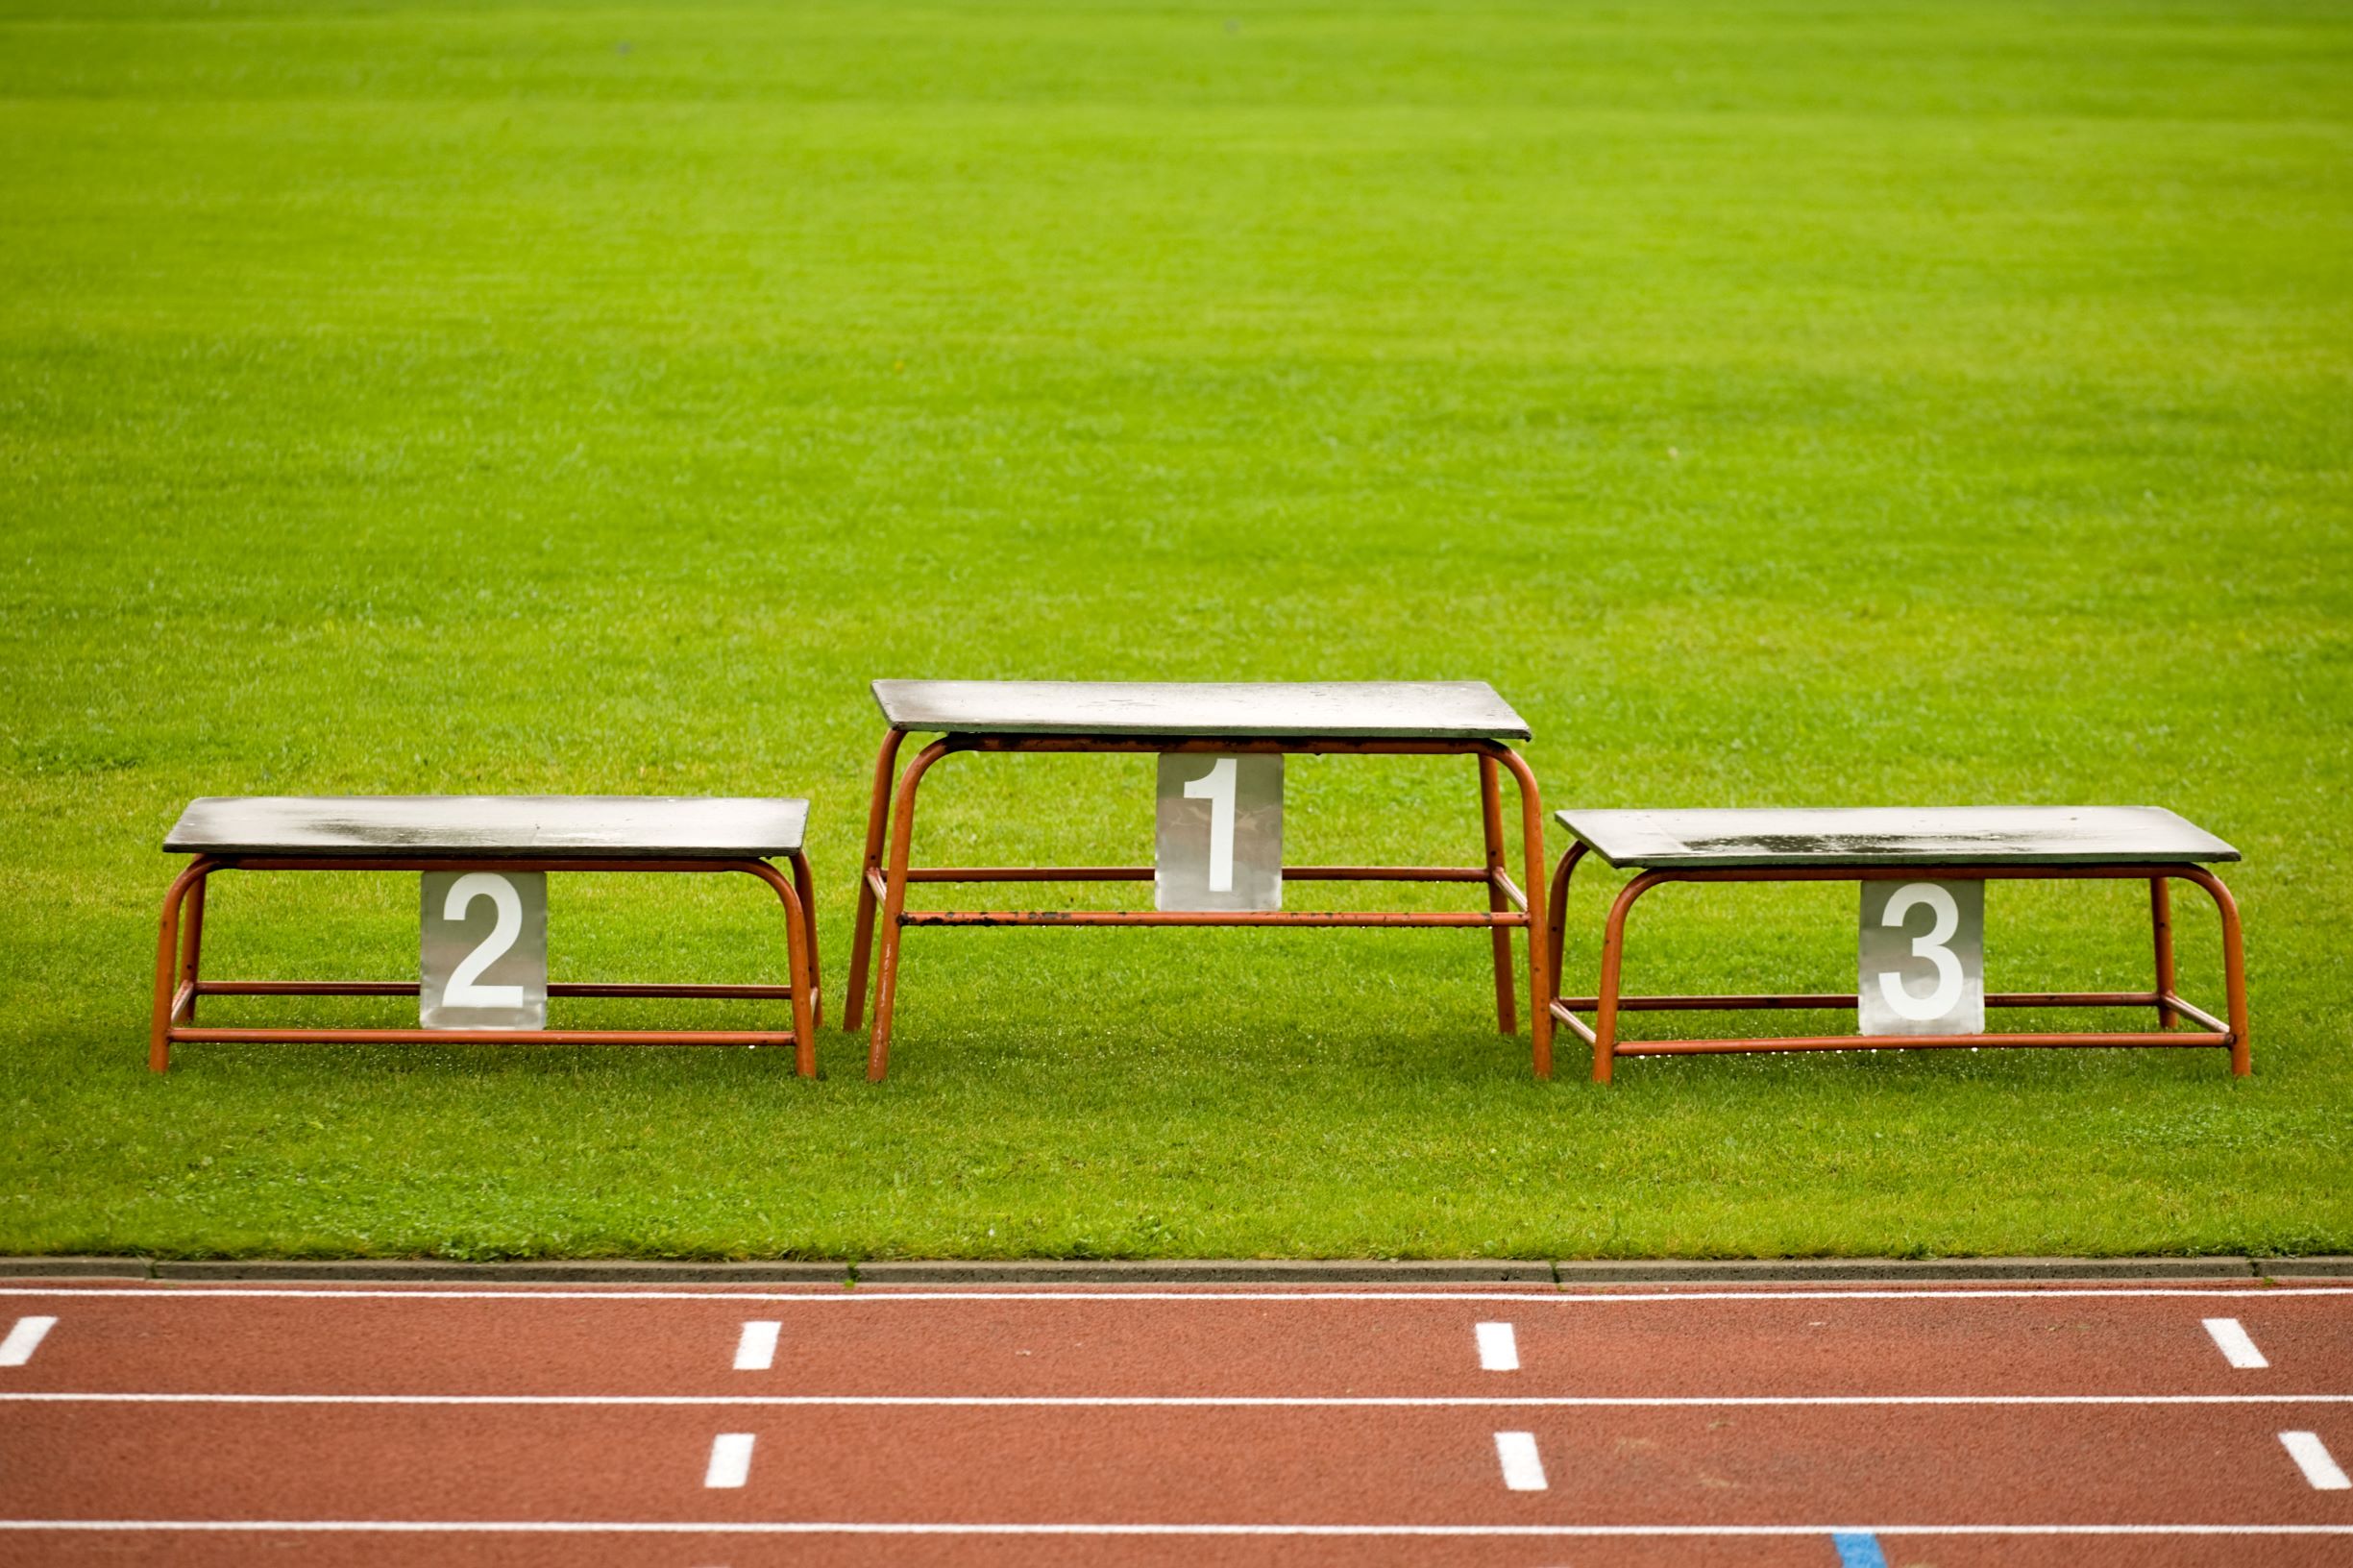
1543,844,2249,1084
150,853,821,1076
843,731,1552,1081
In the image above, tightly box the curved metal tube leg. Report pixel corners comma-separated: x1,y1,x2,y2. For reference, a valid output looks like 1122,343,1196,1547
787,849,822,1033
1491,746,1549,1078
870,738,958,1081
2149,876,2177,1031
843,727,907,1033
740,860,819,1078
2184,868,2249,1076
1477,754,1516,1035
1545,841,1587,1013
150,859,216,1072
1544,842,1589,1068
178,870,208,1023
1593,871,1671,1085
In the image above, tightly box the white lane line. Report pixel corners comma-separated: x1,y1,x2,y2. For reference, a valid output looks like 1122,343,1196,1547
0,1316,56,1367
703,1433,755,1489
5,1287,2346,1304
1475,1321,1519,1372
1493,1431,1547,1491
4,1521,2353,1538
2204,1318,2267,1369
733,1321,780,1372
8,1391,2353,1409
2281,1432,2351,1490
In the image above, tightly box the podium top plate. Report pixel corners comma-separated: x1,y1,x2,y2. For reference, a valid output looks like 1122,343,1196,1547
870,680,1532,740
165,796,808,859
1555,805,2238,870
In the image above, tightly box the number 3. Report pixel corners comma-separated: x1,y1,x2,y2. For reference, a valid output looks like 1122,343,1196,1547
1183,757,1238,893
1878,881,1964,1020
443,871,526,1010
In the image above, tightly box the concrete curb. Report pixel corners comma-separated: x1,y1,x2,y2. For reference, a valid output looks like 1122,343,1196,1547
1553,1257,2262,1283
2267,1258,2353,1279
5,1256,2345,1285
144,1259,854,1284
853,1259,1556,1285
0,1256,152,1279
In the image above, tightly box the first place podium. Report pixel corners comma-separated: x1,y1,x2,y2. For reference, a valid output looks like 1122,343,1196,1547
842,679,1551,1080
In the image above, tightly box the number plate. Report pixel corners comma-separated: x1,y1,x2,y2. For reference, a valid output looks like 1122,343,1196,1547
1858,878,1984,1037
1155,753,1283,912
421,870,548,1029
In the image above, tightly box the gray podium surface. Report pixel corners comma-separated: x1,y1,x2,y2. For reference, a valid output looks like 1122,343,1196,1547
165,796,809,859
1555,806,2238,870
870,680,1532,740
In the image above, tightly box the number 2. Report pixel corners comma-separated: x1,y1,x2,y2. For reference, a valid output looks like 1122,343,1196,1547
442,871,526,1009
1183,757,1238,893
1878,881,1963,1020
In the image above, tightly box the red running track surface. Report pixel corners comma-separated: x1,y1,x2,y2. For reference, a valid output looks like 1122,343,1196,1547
2,1278,2350,1566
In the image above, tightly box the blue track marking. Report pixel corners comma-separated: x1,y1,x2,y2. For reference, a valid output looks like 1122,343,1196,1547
1832,1531,1889,1568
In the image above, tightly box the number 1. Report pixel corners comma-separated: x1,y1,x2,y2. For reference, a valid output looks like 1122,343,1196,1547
1183,757,1238,893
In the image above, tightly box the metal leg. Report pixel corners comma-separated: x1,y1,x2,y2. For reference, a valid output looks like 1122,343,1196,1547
178,869,208,1023
1545,842,1587,1004
2185,868,2250,1077
2150,877,2177,1031
1491,746,1550,1078
1544,842,1588,1063
787,849,822,1032
150,859,214,1072
1592,871,1670,1085
745,860,820,1078
870,738,957,1080
1477,754,1516,1035
843,726,906,1032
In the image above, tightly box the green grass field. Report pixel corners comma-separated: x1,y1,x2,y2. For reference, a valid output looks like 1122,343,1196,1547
4,0,2348,1262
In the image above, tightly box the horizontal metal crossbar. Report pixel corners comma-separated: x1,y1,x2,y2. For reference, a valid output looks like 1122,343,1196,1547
1547,997,2229,1054
1605,1031,2226,1055
193,981,797,1000
868,865,1528,932
165,1027,798,1047
871,865,1496,889
214,857,780,875
899,910,1527,928
956,734,1519,757
901,867,1145,883
1554,991,2169,1014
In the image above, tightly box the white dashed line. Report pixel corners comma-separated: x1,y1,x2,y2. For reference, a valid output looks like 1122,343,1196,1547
733,1321,781,1372
704,1433,756,1489
1475,1321,1519,1371
0,1316,55,1367
2281,1432,2350,1490
1494,1431,1547,1491
2203,1318,2267,1369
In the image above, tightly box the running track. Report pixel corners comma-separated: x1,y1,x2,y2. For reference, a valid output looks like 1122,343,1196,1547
4,1277,2351,1565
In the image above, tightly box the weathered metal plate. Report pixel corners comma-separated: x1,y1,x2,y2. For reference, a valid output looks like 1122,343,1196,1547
870,680,1532,740
1554,806,2238,869
165,796,808,859
421,870,548,1030
1155,753,1283,912
1858,878,1985,1036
